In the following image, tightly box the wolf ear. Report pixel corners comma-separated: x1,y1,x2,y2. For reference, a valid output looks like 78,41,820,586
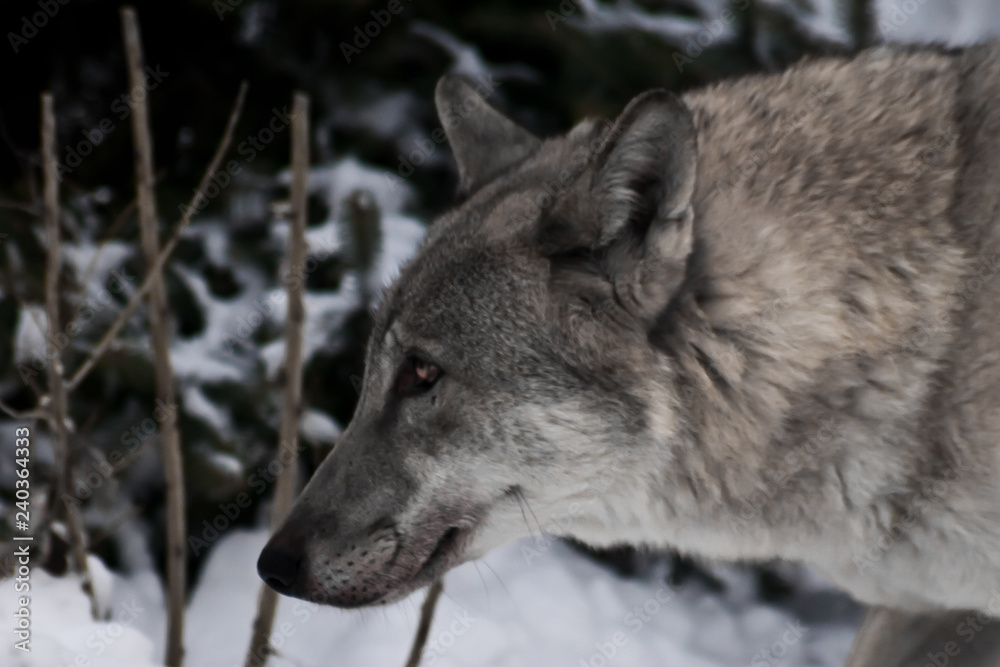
592,90,697,243
547,90,698,324
597,90,698,322
435,74,541,195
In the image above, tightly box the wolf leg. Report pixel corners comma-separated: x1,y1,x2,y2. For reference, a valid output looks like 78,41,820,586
844,605,1000,667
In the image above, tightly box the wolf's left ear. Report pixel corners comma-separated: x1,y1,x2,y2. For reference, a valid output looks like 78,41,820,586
435,74,541,196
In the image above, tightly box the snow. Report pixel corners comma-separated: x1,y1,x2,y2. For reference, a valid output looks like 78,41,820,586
277,157,415,223
410,23,539,84
262,156,427,376
87,554,116,620
63,239,134,298
12,304,47,365
112,521,169,658
571,0,725,44
3,529,858,667
564,0,1000,49
299,408,342,445
206,450,245,478
181,384,234,439
768,0,853,43
377,212,426,289
164,156,425,424
169,263,253,384
0,567,159,667
180,221,231,267
798,0,1000,45
259,283,361,379
874,0,1000,44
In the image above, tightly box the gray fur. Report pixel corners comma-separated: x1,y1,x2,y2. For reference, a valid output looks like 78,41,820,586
260,42,1000,626
434,75,541,195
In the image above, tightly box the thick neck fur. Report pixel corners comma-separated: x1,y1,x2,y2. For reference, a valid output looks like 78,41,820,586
637,46,971,562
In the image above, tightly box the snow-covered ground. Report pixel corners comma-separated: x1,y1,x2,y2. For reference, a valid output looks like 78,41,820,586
3,527,860,667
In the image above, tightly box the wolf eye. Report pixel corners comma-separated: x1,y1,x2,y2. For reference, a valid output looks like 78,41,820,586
394,357,442,398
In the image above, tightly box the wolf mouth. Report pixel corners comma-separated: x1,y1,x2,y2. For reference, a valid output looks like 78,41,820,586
414,525,467,580
357,524,472,607
371,489,523,604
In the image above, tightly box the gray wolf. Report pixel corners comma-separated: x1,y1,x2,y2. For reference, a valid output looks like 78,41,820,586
259,42,1000,664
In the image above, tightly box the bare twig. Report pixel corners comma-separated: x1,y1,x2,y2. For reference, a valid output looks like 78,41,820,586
0,197,39,215
245,91,310,667
65,81,247,393
78,170,164,291
41,92,97,618
120,7,188,665
406,580,445,667
0,399,44,421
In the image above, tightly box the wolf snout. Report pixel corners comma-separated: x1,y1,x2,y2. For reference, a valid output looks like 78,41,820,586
257,525,305,595
256,507,410,607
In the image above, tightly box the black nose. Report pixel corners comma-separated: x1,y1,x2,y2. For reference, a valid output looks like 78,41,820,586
257,533,302,593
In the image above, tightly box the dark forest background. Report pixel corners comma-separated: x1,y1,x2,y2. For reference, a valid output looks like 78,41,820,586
0,0,871,602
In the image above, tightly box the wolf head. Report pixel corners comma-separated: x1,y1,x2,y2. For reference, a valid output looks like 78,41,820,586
257,75,699,607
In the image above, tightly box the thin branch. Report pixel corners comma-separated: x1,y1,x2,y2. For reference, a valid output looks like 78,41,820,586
65,80,247,393
41,91,97,619
245,91,310,667
120,7,186,665
0,398,44,421
0,197,39,215
405,580,445,667
78,169,163,290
